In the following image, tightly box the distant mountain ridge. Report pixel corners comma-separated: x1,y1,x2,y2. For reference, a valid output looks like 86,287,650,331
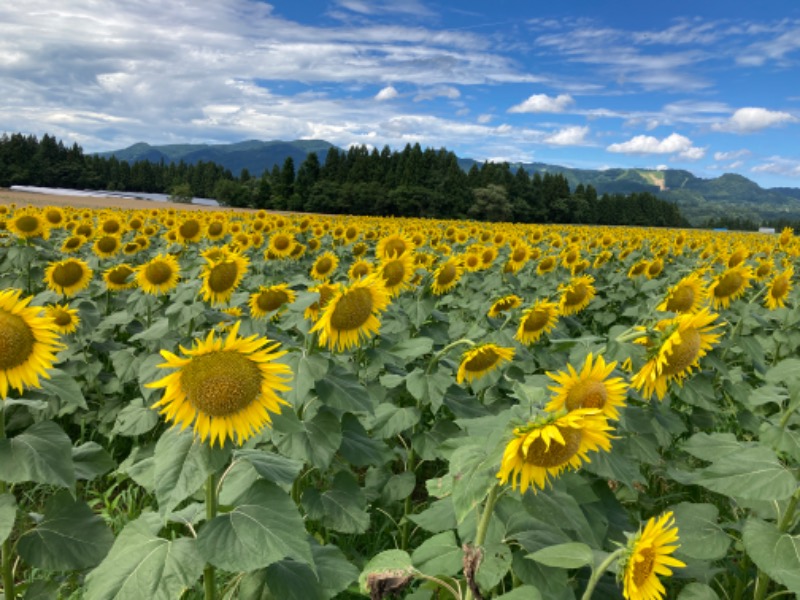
98,139,800,223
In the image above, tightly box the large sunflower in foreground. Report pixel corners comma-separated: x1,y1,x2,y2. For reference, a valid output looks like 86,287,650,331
496,409,614,494
310,274,391,351
199,253,249,305
456,343,515,384
44,258,93,296
137,253,181,295
304,282,340,322
146,321,291,447
620,511,685,600
708,264,753,309
656,272,707,314
764,265,793,310
0,289,63,399
631,308,723,401
515,300,559,345
8,211,49,240
546,353,628,420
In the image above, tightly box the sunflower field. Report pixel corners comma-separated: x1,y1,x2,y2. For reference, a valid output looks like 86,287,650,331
0,201,799,600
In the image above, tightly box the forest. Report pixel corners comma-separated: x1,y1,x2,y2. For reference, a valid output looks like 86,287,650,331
0,132,689,227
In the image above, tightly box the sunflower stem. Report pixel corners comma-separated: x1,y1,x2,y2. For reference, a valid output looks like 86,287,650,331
426,338,475,374
580,547,624,600
204,473,218,600
400,445,416,551
0,406,15,600
464,484,501,600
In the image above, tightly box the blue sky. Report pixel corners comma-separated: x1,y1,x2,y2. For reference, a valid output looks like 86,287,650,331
2,1,799,188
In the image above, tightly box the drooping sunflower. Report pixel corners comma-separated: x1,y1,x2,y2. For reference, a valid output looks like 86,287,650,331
44,258,93,296
249,284,297,319
310,251,339,281
496,409,614,494
764,265,793,310
0,289,64,399
199,253,249,306
379,252,416,297
558,274,596,316
456,343,515,384
631,308,722,401
515,300,559,345
146,321,292,447
536,255,558,276
545,353,628,420
431,256,465,295
137,253,181,295
620,511,685,600
8,210,49,240
657,272,707,314
645,258,664,279
103,263,137,291
488,294,523,319
708,264,753,309
628,260,648,278
310,274,391,351
45,303,80,334
304,282,340,322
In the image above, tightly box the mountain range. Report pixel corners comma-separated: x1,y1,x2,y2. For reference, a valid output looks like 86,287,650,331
98,139,800,224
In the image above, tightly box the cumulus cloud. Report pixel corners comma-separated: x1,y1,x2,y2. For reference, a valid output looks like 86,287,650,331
712,107,797,133
607,133,705,159
752,156,800,177
508,93,574,114
714,149,751,161
413,85,460,102
477,114,493,124
544,125,589,146
375,86,399,101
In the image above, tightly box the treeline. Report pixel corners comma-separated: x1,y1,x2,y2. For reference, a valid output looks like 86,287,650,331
1,132,688,226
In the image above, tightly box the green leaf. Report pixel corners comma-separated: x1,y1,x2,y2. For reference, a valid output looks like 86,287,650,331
72,442,116,481
528,542,594,569
766,358,800,386
677,583,720,599
311,542,360,599
743,517,800,593
84,512,204,600
411,531,463,577
450,445,499,524
372,403,421,439
37,369,88,415
382,471,416,503
406,366,451,413
110,349,144,384
287,353,328,407
315,364,373,413
303,471,370,534
358,549,414,595
682,432,742,461
339,413,392,467
17,490,114,571
475,542,512,591
273,408,342,470
672,502,731,561
387,337,434,360
113,398,159,437
0,493,16,545
197,480,312,572
153,427,230,516
495,585,543,600
408,498,456,534
0,421,75,489
130,317,171,342
233,449,304,486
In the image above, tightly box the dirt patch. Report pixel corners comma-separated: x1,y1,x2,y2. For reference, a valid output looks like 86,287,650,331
0,188,239,212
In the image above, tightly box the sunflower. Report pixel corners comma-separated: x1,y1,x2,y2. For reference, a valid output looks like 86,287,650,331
505,243,531,273
348,259,373,281
708,265,753,309
631,308,722,401
42,206,66,228
536,255,557,275
304,282,340,322
376,232,413,259
103,263,137,291
558,274,596,316
45,303,80,334
8,210,49,240
479,246,498,269
100,217,124,236
764,265,793,310
379,252,415,297
249,284,297,319
199,253,249,305
628,261,648,278
515,300,559,345
93,234,122,259
657,272,707,314
60,235,87,254
431,256,465,295
146,321,291,447
206,220,227,241
268,232,296,259
754,259,773,281
176,218,203,244
488,294,523,318
0,289,64,399
545,353,628,420
456,343,515,384
645,258,664,279
462,252,482,272
496,409,614,494
310,274,390,351
44,258,93,296
620,511,685,600
310,252,339,281
137,253,181,295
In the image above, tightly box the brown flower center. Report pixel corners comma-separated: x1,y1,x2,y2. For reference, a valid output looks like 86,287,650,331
273,235,291,251
257,289,289,312
523,309,550,333
180,351,261,416
565,380,608,411
632,546,656,587
15,215,40,233
52,261,85,287
383,238,407,258
771,276,789,299
208,222,224,236
437,263,458,286
315,256,334,275
330,287,374,331
714,271,744,299
179,219,201,240
108,265,134,285
208,261,239,293
463,347,501,373
96,236,118,254
522,426,582,468
382,260,407,287
145,261,174,285
564,283,588,307
666,285,695,312
0,310,35,370
661,328,701,377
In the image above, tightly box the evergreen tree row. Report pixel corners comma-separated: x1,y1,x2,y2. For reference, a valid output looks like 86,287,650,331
0,133,688,227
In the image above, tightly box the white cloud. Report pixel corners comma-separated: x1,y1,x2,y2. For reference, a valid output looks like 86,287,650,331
375,86,399,101
607,133,705,159
714,149,751,161
413,85,460,102
508,93,574,114
752,156,800,178
544,125,589,146
477,114,493,124
712,107,797,133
